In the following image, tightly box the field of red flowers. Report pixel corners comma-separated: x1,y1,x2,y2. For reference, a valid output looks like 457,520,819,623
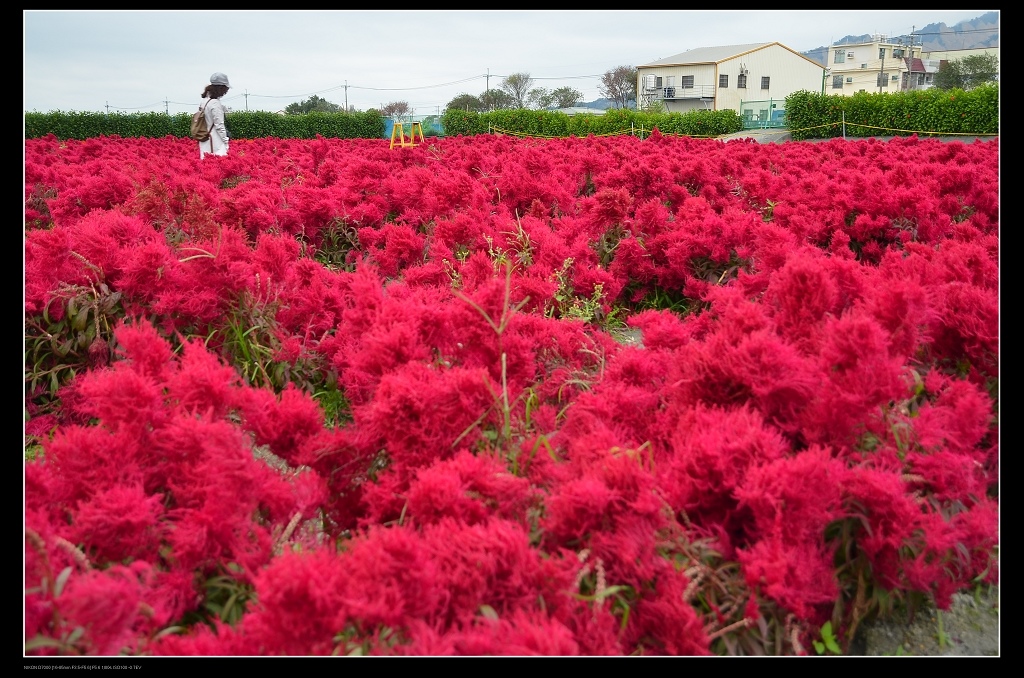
24,131,998,656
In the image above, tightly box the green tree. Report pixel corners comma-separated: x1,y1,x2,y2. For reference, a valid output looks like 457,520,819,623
480,89,515,111
380,101,412,119
550,86,584,108
934,53,998,90
284,95,342,115
527,87,555,109
500,72,535,109
599,65,638,109
446,93,485,112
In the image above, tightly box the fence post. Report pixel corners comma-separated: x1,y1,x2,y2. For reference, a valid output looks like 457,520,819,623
842,111,846,140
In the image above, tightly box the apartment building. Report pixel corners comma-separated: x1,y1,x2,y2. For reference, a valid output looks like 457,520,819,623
827,35,924,94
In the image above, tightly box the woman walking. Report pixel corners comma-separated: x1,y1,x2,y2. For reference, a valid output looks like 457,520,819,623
198,72,230,158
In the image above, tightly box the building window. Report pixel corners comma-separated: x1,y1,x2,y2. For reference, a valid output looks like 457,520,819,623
656,76,663,88
917,73,926,86
879,48,886,59
834,50,846,64
681,75,694,88
719,74,728,88
760,76,770,89
759,109,768,121
737,74,747,89
666,76,675,87
832,75,844,89
877,72,889,88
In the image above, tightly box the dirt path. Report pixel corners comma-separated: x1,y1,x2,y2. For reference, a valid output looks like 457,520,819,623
851,586,999,656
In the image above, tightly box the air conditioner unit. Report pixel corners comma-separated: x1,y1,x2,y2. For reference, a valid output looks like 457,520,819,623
663,87,676,98
846,77,853,83
740,68,748,75
847,51,855,59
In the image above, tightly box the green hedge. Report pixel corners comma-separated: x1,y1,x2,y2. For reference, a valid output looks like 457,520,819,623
784,84,999,140
26,106,742,141
440,107,744,138
33,89,992,142
24,110,386,141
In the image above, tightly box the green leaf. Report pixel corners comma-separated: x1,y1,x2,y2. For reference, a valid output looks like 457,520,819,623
25,635,67,652
54,565,73,596
66,626,85,645
479,604,499,620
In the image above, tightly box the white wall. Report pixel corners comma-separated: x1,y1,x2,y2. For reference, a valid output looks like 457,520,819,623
636,43,822,114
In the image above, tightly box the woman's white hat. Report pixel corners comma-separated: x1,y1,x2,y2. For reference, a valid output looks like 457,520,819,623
210,72,231,87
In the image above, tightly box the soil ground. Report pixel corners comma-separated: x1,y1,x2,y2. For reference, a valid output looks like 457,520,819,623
849,586,999,656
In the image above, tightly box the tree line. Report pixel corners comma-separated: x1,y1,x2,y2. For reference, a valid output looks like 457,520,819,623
282,66,639,117
445,66,637,113
281,54,995,118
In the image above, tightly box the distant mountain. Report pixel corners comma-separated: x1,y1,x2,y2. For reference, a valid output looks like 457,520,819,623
578,97,637,111
801,11,998,66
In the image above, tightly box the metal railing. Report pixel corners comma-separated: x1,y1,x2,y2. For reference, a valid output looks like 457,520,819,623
658,85,716,100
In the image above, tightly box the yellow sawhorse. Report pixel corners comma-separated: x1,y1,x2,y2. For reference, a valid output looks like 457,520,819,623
390,121,425,149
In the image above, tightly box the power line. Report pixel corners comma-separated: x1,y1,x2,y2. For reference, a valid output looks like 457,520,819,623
98,70,617,112
247,74,488,99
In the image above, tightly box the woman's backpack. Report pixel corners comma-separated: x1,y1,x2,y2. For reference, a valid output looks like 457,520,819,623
190,101,211,142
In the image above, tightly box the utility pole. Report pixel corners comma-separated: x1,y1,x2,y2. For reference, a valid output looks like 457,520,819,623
345,81,348,112
879,44,885,93
913,26,921,91
243,90,249,111
824,36,833,95
486,69,491,111
165,99,169,115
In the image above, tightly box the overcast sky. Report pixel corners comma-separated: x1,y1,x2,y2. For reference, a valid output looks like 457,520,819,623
24,10,996,117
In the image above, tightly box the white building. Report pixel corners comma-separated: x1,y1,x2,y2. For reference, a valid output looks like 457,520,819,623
826,35,923,95
636,42,823,123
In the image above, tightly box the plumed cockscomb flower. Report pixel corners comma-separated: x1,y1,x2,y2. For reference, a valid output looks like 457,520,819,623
800,311,909,448
404,450,535,527
69,484,165,564
422,518,558,626
235,383,325,467
662,404,789,528
50,561,168,656
446,609,582,656
147,618,251,656
737,529,839,623
762,248,842,353
624,568,712,655
358,363,498,469
239,547,350,655
736,446,847,546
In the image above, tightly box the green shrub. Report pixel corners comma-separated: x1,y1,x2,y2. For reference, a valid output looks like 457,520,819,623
440,107,742,139
25,109,386,141
785,85,998,140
